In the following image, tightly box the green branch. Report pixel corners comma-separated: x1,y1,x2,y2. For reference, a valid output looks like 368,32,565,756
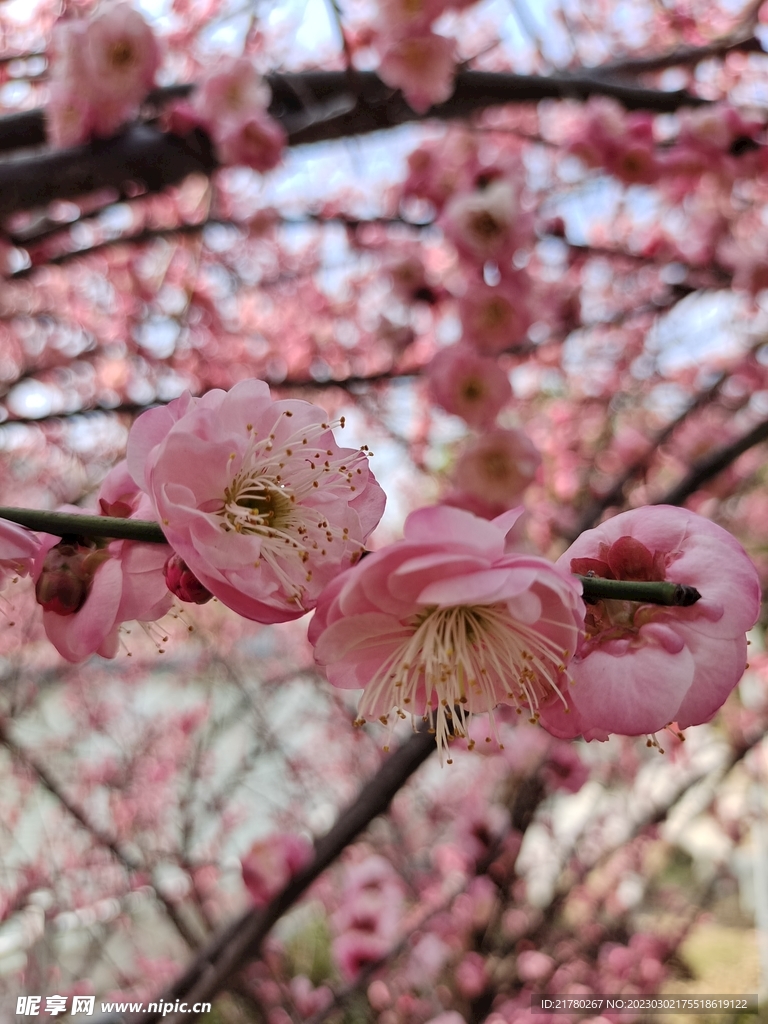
0,507,703,607
577,575,701,607
0,507,168,544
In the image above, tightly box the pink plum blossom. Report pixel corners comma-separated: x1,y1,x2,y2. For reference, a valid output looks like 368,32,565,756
309,505,584,758
539,505,761,741
442,179,519,263
0,519,40,589
84,4,160,137
215,110,287,172
241,833,312,906
126,380,385,623
427,345,511,427
449,428,541,514
32,463,173,663
459,277,532,355
194,58,272,127
46,5,159,144
377,32,457,114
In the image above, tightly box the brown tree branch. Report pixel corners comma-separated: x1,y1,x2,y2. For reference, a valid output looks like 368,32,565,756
0,717,203,951
0,71,708,219
87,724,436,1024
654,413,768,506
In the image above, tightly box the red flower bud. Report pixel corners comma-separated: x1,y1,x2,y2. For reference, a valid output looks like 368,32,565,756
34,541,111,616
163,554,213,604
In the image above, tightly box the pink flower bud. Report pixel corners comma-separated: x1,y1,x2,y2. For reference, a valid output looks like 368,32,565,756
163,554,213,604
34,542,110,616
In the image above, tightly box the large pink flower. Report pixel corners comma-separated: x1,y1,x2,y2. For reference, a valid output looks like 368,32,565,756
32,463,173,663
126,380,385,623
539,506,761,741
309,506,584,757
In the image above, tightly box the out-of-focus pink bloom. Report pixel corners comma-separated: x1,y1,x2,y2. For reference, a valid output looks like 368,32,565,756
517,949,554,983
310,505,584,757
46,5,159,144
427,345,511,427
215,110,287,172
402,132,480,210
163,554,213,604
0,519,40,589
85,4,159,137
126,380,385,623
539,505,761,740
377,31,457,114
450,427,541,512
443,179,519,262
606,140,661,185
376,0,449,32
459,278,532,355
288,977,332,1018
424,1014,467,1024
333,932,390,981
32,463,173,663
194,58,271,128
332,855,404,980
241,833,312,906
456,951,486,998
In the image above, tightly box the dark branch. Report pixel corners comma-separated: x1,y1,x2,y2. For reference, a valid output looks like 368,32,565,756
89,725,437,1024
0,71,708,218
654,414,768,506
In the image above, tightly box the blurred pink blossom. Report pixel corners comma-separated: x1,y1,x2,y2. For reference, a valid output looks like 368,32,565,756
241,833,312,906
443,179,519,263
459,277,532,355
46,5,160,145
449,427,541,513
427,345,512,427
378,32,457,114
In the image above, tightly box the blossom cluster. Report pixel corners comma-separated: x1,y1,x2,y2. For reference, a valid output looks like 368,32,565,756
1,378,761,759
45,6,285,172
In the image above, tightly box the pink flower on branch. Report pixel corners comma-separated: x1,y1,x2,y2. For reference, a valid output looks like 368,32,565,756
127,380,385,623
32,463,173,663
427,345,512,428
539,506,761,741
241,833,312,906
448,427,541,516
46,4,160,145
309,506,584,759
377,31,457,114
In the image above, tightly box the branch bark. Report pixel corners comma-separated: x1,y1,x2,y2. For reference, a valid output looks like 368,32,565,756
654,413,768,506
86,724,437,1024
0,70,708,218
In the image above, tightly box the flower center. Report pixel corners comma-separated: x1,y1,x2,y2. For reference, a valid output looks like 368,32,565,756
110,40,136,69
357,603,571,761
204,410,368,607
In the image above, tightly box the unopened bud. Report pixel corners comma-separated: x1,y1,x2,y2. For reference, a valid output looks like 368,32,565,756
164,554,213,604
34,541,111,616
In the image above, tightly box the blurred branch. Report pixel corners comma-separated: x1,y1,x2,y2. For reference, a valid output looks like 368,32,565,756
0,717,202,951
0,507,168,543
98,724,438,1024
654,412,768,506
565,370,729,540
0,71,708,218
